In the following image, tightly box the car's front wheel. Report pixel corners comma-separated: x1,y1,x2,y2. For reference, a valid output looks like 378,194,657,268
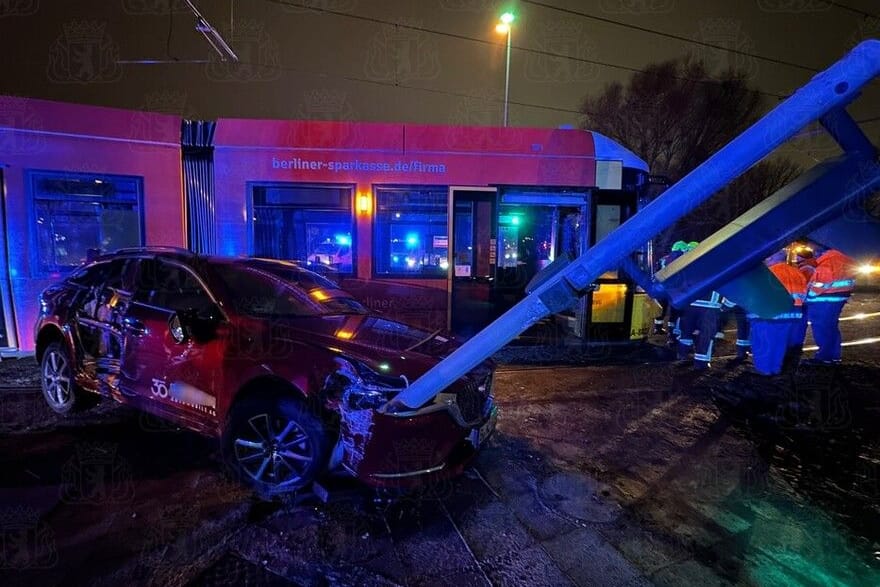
40,341,96,414
223,394,331,497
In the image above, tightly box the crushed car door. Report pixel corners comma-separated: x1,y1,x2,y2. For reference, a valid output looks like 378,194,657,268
118,257,225,433
69,259,134,390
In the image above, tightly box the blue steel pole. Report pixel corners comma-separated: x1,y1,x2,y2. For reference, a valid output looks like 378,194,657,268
388,39,880,410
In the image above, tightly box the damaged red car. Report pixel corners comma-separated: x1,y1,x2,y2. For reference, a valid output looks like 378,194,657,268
34,248,497,495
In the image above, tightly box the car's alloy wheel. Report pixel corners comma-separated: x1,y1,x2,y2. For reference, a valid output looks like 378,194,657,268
225,394,331,496
233,413,315,490
42,344,74,411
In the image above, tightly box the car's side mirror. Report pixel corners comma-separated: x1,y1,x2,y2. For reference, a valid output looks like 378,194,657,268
169,313,189,344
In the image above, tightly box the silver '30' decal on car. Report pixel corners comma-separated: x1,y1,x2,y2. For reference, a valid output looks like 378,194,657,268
151,378,169,399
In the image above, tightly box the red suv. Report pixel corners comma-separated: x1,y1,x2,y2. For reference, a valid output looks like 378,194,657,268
34,248,497,496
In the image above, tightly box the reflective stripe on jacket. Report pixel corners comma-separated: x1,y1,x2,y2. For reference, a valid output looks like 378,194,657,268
769,262,808,307
807,250,856,300
690,291,723,309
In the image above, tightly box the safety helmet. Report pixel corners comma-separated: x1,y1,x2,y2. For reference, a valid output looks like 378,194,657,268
686,241,699,251
671,240,688,252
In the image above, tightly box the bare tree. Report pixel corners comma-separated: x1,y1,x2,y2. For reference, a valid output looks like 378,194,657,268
581,59,801,252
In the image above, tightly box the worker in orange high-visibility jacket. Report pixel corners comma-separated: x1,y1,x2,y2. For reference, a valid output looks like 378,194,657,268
803,243,856,364
748,251,808,375
796,252,817,282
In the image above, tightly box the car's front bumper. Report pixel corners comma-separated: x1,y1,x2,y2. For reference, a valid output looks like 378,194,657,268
340,398,498,489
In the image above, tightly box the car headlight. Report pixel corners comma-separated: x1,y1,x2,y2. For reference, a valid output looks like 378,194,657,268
329,356,407,411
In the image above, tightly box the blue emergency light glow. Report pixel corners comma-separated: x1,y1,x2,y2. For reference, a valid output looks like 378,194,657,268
335,234,350,245
406,234,419,246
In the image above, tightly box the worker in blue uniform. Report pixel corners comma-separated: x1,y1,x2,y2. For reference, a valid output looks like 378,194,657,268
655,240,688,337
677,290,731,371
676,242,730,370
723,304,752,365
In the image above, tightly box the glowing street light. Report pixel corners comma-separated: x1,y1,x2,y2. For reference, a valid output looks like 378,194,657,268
495,11,515,127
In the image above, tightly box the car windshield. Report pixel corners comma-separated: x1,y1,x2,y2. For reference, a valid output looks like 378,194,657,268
244,259,339,290
214,262,367,317
243,259,367,315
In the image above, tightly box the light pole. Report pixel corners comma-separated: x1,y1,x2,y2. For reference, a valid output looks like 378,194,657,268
495,12,515,127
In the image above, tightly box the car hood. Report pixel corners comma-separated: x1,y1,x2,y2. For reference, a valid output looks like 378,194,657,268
274,314,471,380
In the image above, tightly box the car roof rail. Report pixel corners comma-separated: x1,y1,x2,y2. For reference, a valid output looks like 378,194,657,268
114,246,197,256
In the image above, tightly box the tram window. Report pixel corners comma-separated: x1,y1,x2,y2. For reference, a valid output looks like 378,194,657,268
29,171,143,275
374,187,448,277
595,204,621,279
250,184,354,274
498,207,555,273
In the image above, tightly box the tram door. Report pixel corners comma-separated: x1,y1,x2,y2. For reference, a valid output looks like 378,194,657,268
586,190,638,340
494,191,591,339
0,168,13,349
448,187,497,338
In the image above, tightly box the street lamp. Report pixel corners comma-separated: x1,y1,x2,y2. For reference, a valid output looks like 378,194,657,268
495,11,515,127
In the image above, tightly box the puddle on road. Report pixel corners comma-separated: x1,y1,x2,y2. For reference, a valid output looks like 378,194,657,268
704,364,880,586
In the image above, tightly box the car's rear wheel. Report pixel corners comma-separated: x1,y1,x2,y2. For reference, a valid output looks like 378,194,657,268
224,395,330,497
40,341,95,414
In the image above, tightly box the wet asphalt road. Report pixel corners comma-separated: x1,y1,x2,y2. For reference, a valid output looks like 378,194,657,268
0,293,879,586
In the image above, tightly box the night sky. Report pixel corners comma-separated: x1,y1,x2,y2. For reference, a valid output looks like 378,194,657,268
1,0,878,165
